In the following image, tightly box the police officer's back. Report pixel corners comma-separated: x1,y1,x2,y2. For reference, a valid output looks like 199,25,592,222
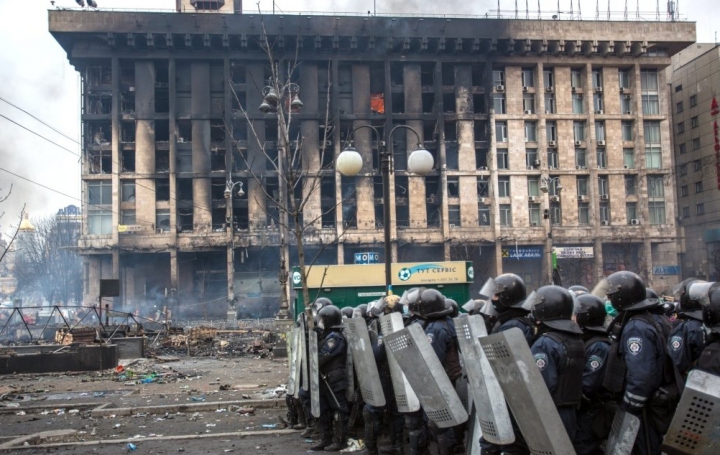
695,284,720,375
574,294,611,455
669,279,709,375
529,285,585,441
490,273,534,345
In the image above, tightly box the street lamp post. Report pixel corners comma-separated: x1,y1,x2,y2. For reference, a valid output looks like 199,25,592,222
540,176,563,285
224,179,245,316
336,125,434,296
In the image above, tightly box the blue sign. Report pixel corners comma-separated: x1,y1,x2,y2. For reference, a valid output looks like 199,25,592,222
502,246,543,260
653,265,680,275
354,252,380,264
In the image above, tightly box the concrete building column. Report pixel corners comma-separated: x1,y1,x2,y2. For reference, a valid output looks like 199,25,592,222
352,64,374,231
300,64,322,230
191,62,212,232
594,237,604,283
404,63,427,231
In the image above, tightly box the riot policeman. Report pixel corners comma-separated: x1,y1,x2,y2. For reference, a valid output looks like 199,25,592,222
603,271,680,455
668,278,707,375
573,294,611,455
696,285,720,374
341,306,354,319
529,285,585,441
480,274,532,455
407,288,462,455
310,305,350,452
359,295,405,455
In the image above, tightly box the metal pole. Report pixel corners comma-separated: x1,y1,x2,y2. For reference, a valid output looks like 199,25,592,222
380,144,393,296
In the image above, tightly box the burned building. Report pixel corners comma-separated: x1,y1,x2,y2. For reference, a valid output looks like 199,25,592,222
48,2,694,316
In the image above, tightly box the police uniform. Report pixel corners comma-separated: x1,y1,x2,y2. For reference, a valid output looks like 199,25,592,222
312,327,350,451
696,338,720,375
610,313,666,455
668,317,706,375
574,331,611,455
531,329,585,441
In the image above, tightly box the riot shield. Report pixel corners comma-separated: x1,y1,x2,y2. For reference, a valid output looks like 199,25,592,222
453,314,514,445
465,396,482,455
662,369,720,455
479,328,576,454
478,278,497,300
379,313,420,412
287,327,301,396
345,317,386,407
299,316,309,393
384,324,469,428
309,329,321,418
604,409,640,455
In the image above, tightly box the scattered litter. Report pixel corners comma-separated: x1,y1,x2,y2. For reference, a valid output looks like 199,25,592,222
126,443,137,451
191,396,206,402
341,439,364,453
15,411,25,416
261,424,278,429
93,392,105,397
68,409,80,415
206,423,216,427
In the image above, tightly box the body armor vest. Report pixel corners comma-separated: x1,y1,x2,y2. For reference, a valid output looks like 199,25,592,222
545,331,585,407
697,340,720,376
319,331,347,379
438,320,463,382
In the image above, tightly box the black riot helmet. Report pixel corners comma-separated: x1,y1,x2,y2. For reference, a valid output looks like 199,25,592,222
568,285,590,295
531,285,582,334
316,305,343,331
410,288,450,319
446,298,459,318
702,286,720,333
340,306,354,319
605,271,651,312
493,274,528,312
352,304,368,320
674,278,704,318
312,297,333,317
575,294,607,332
646,288,659,300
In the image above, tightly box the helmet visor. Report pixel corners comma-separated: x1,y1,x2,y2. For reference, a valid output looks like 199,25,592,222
399,290,410,306
688,281,713,307
479,278,498,300
462,299,476,313
521,290,542,312
479,299,499,318
591,278,610,299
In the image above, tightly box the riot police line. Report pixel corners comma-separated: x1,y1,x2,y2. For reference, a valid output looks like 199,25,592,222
282,272,720,455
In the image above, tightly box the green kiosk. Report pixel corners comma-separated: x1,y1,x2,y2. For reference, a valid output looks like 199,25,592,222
291,261,475,317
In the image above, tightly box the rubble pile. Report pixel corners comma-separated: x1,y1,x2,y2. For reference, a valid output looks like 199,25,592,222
55,328,96,345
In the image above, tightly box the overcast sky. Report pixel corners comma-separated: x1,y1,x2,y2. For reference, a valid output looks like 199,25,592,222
0,0,718,237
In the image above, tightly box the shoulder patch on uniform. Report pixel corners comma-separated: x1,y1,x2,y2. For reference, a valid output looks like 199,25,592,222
327,338,336,349
427,333,435,344
670,335,683,351
534,353,548,371
587,354,603,371
627,337,642,355
377,336,383,346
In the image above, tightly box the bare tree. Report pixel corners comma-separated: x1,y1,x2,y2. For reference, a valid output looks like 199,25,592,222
228,16,350,323
14,215,82,305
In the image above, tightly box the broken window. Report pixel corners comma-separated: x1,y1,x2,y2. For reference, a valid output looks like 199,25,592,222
443,93,456,113
478,204,490,226
121,150,135,173
155,151,170,173
88,121,111,145
475,149,488,169
392,93,405,114
447,177,460,198
89,150,112,174
177,120,192,143
395,175,409,229
320,176,336,228
211,178,226,201
212,208,226,231
211,148,225,171
341,177,357,229
390,63,404,86
446,142,459,170
265,177,280,229
156,179,170,202
88,93,112,114
87,64,112,86
121,121,135,143
374,176,384,229
425,176,441,227
422,93,435,114
156,120,170,142
155,62,169,113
